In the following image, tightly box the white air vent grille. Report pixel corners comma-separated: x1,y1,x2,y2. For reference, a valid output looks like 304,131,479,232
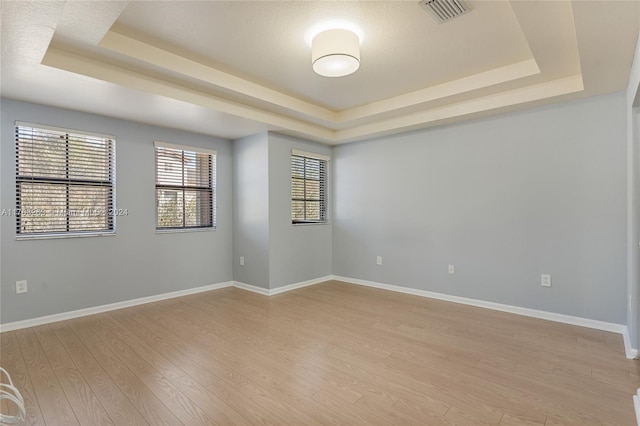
419,0,470,23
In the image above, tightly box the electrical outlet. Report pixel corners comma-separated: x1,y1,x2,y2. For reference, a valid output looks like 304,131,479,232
376,256,382,265
541,274,552,287
16,280,28,294
448,264,455,274
240,256,245,266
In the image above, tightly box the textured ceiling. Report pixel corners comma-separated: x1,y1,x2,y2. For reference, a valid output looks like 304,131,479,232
114,1,533,110
1,1,639,144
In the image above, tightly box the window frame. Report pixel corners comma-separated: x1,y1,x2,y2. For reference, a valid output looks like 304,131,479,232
14,122,116,240
154,141,216,232
291,149,329,225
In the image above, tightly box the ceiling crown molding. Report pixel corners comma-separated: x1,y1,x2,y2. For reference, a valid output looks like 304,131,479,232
5,1,638,144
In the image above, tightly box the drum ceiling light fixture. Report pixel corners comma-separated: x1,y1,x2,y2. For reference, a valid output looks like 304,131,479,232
311,28,360,78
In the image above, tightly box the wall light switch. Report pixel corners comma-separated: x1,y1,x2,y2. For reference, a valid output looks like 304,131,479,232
448,264,455,274
240,256,245,266
376,256,382,265
541,274,552,287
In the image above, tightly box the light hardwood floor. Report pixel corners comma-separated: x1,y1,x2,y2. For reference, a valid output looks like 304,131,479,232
1,280,638,425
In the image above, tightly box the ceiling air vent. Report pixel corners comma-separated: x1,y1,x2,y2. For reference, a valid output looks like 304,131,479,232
419,0,470,23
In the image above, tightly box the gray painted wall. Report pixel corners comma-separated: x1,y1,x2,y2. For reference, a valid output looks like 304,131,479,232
626,34,640,349
232,132,270,288
631,108,640,347
1,92,631,329
231,132,333,289
332,93,628,324
1,99,233,323
268,133,332,289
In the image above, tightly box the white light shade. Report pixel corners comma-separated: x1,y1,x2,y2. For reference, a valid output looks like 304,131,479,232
312,29,360,77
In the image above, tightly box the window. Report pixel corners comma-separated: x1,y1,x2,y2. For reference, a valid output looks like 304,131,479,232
15,122,115,237
291,150,329,224
155,142,215,230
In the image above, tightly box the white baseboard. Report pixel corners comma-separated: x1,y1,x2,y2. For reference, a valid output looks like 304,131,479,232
3,274,638,361
0,281,234,333
634,389,640,426
269,276,333,295
0,276,334,333
233,276,332,296
623,327,639,359
332,275,637,358
232,281,270,296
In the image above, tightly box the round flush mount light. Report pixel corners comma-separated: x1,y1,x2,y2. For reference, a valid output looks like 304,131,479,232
311,28,360,78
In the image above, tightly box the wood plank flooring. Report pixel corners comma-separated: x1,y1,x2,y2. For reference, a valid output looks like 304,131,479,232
1,280,638,425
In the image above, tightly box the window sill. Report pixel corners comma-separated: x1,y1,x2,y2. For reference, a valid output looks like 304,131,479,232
156,227,216,234
292,222,330,226
16,231,116,241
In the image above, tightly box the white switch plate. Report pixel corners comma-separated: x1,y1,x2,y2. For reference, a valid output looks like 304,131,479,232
240,256,245,266
541,274,552,287
448,264,455,274
376,256,382,265
16,280,28,294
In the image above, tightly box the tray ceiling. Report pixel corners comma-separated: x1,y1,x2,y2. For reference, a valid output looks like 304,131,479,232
1,1,639,144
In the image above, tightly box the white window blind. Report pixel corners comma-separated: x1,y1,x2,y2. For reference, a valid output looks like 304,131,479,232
155,142,216,230
15,123,115,236
291,151,328,224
